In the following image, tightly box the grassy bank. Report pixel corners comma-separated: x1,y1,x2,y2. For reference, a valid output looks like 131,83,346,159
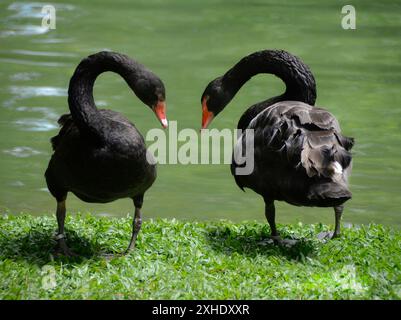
0,214,400,299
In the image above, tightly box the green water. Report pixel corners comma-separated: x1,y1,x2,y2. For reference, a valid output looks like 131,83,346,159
1,0,400,227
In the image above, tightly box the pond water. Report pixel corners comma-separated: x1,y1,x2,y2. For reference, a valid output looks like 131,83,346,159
1,0,400,228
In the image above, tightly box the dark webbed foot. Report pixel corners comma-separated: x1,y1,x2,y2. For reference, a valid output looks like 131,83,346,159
270,235,299,247
54,234,77,257
317,231,340,240
101,252,124,260
100,247,136,260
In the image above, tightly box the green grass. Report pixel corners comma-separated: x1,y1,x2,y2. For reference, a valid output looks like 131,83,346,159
0,214,400,299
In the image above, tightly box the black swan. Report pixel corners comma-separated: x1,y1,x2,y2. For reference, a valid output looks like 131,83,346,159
45,51,167,256
201,49,354,241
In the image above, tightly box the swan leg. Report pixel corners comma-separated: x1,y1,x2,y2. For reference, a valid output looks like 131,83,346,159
264,199,279,238
317,205,344,240
124,195,143,254
54,198,77,257
332,205,343,238
264,199,299,246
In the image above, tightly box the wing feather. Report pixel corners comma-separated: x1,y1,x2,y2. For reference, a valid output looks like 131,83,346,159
246,101,353,180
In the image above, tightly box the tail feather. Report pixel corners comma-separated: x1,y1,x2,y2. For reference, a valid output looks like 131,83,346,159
335,132,354,151
334,147,352,171
301,130,353,181
50,114,73,150
308,182,352,207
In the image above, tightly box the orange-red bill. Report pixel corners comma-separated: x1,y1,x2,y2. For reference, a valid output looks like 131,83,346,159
153,101,168,128
201,98,214,129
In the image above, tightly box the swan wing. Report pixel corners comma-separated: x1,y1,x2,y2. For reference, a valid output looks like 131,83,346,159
50,109,137,150
245,101,354,179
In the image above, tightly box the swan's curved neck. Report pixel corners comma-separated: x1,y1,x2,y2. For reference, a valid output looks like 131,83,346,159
223,50,316,104
219,50,317,130
68,52,148,137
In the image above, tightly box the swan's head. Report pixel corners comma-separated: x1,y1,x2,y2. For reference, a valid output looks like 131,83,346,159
132,73,168,128
201,77,231,129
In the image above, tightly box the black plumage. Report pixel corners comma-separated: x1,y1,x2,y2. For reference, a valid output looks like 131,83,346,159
45,51,167,256
201,49,354,240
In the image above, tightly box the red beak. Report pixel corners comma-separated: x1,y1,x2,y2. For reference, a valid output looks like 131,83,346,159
153,101,168,128
201,98,214,129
